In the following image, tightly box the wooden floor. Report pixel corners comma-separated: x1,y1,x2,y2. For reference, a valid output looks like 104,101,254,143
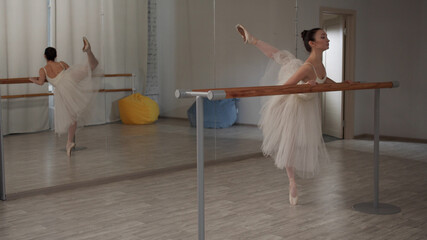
0,119,426,239
3,118,262,195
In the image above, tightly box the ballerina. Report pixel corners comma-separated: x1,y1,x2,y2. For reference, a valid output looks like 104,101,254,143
236,24,349,205
30,37,101,157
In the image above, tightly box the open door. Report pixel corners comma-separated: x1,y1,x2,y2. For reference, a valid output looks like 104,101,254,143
322,14,345,138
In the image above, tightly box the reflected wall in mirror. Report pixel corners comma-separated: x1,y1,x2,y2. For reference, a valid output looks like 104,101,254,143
1,0,405,200
1,0,217,197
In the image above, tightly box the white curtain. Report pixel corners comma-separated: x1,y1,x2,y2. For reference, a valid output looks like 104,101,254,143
56,0,148,124
56,0,106,125
0,0,148,133
0,0,49,135
103,0,148,122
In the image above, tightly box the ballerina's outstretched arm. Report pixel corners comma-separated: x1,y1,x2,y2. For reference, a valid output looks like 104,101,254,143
236,24,279,59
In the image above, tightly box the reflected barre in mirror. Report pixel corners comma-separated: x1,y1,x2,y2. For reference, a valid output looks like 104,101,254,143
176,81,399,100
0,74,136,99
0,74,134,84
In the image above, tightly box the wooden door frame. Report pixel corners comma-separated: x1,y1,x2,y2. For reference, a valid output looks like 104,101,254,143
320,7,356,139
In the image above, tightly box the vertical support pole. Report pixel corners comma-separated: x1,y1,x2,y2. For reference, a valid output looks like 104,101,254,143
196,96,205,240
373,88,380,208
353,89,400,214
0,91,6,201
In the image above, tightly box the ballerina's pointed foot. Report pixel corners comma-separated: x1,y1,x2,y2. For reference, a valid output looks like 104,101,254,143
235,24,257,45
82,36,91,52
289,181,298,205
66,142,75,157
289,193,298,205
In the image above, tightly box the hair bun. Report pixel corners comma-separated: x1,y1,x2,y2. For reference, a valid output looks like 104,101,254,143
301,30,308,39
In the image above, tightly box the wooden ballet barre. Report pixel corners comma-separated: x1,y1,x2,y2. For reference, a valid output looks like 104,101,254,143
1,88,133,99
0,78,33,84
183,81,399,100
1,93,53,99
99,88,133,93
0,74,134,84
103,73,133,77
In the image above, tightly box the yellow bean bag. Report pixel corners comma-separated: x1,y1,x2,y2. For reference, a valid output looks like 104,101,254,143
118,93,159,124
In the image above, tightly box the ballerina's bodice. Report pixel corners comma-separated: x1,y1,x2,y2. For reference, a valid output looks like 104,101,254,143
43,63,66,87
303,62,327,84
294,62,327,100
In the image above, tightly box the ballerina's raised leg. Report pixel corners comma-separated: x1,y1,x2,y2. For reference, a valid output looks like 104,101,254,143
65,37,99,157
82,37,99,70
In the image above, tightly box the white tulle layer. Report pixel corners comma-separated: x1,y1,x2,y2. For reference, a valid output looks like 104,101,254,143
258,50,329,178
51,63,102,134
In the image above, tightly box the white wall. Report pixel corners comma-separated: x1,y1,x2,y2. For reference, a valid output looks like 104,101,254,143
355,0,427,139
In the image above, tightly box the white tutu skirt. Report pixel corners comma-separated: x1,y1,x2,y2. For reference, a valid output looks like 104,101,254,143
259,50,329,178
52,63,102,134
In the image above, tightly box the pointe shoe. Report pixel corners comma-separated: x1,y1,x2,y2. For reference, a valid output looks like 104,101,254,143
235,24,258,45
289,182,298,205
289,193,298,205
66,142,75,157
82,37,91,52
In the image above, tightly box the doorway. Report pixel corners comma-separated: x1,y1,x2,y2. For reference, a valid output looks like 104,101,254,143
320,8,356,139
322,14,345,138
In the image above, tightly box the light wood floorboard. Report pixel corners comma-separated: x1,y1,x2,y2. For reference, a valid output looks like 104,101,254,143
3,118,262,194
0,136,426,239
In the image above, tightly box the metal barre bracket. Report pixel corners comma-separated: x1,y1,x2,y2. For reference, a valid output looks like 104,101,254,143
207,90,227,100
175,89,226,100
392,81,400,88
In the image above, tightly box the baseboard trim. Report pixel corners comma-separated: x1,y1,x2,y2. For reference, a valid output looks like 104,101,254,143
354,134,427,144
